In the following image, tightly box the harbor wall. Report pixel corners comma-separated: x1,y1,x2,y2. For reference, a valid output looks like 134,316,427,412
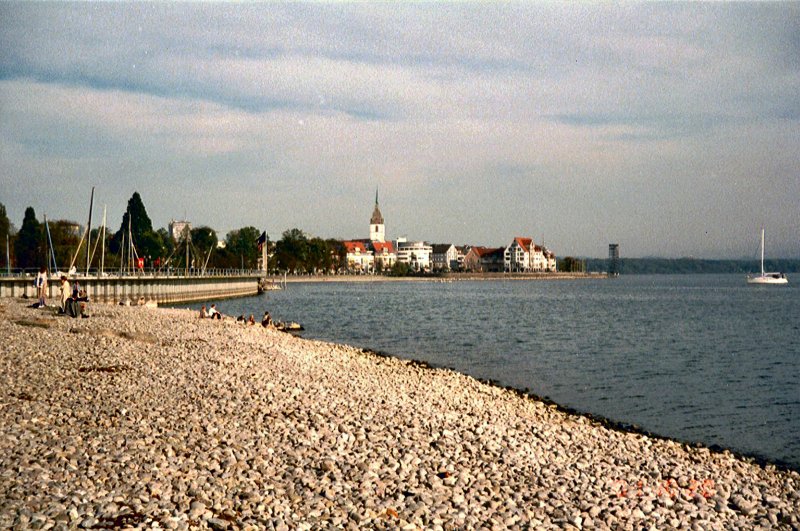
0,274,261,305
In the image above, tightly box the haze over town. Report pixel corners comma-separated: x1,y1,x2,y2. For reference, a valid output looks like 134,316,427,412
1,3,798,259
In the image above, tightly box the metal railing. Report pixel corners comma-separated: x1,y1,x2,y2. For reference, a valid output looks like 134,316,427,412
0,267,265,279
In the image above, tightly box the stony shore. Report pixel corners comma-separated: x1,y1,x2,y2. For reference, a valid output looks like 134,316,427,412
1,299,797,530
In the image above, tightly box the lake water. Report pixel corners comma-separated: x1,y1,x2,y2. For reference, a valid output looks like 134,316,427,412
179,275,800,470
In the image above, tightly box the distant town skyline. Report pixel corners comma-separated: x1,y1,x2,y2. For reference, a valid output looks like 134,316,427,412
1,3,798,259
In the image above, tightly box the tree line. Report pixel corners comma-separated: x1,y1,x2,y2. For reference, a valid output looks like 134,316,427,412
0,193,351,274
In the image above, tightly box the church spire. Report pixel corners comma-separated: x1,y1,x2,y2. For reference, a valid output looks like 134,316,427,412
370,188,385,242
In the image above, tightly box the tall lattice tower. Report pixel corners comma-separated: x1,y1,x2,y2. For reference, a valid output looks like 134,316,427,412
608,243,620,276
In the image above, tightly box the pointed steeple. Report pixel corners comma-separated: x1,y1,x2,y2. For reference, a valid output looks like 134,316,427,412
370,188,384,225
370,187,385,242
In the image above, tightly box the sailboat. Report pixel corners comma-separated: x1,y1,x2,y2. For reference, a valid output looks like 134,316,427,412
746,229,788,285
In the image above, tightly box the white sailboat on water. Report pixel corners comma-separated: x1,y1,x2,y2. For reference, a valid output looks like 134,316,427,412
746,229,788,285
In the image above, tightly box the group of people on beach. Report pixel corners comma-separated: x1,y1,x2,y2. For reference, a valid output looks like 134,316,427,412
198,304,274,328
199,304,223,320
32,266,89,318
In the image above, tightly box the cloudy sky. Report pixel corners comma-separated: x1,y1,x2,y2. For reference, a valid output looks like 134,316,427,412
1,3,798,258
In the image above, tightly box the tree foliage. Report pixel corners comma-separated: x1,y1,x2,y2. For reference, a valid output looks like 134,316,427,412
223,226,261,269
47,220,83,271
111,192,164,262
389,261,411,277
557,256,585,273
14,207,44,269
274,228,308,273
0,202,10,268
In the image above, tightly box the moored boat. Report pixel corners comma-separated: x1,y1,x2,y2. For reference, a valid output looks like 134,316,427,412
746,229,788,285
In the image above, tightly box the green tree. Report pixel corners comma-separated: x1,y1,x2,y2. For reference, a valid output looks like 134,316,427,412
558,256,584,273
389,261,411,277
156,228,173,267
225,226,261,269
47,220,83,271
326,239,346,273
138,231,166,268
307,237,330,273
275,228,309,273
0,202,11,269
14,207,44,269
190,226,217,270
111,192,163,261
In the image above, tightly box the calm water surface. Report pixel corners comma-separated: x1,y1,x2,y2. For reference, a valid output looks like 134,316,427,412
183,275,800,469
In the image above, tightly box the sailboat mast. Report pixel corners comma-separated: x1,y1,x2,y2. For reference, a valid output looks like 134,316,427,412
86,187,94,276
100,205,106,276
761,228,765,276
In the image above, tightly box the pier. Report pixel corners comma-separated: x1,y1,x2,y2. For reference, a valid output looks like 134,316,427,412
0,272,262,305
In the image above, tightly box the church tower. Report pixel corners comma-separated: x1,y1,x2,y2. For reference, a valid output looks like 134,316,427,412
369,189,385,243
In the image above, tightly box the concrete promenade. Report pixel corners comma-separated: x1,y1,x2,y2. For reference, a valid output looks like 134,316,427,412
0,274,260,305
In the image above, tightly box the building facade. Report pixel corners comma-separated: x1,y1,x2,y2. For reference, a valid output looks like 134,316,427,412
396,241,432,272
431,244,458,272
505,237,533,272
372,241,396,271
464,246,505,272
168,220,191,241
343,241,374,273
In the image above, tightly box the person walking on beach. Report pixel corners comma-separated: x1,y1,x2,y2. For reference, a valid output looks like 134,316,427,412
35,266,48,308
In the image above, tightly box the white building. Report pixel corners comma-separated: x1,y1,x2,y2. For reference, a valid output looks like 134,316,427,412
544,248,557,272
371,241,396,271
343,241,374,273
396,241,432,272
531,245,547,271
505,237,534,272
168,220,191,241
431,244,458,272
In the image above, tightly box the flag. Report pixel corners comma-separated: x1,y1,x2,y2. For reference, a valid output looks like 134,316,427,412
256,231,267,251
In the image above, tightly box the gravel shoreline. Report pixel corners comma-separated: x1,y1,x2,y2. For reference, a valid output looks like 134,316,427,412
1,300,798,530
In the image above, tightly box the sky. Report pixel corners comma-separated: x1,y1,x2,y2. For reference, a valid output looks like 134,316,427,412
1,3,798,259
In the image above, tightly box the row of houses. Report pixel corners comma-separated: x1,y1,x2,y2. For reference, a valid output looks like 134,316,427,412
343,237,556,273
341,192,557,274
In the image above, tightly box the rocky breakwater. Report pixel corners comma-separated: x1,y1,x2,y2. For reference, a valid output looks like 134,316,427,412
0,300,798,530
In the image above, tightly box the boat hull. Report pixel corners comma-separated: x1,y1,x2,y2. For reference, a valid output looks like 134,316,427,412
746,274,788,285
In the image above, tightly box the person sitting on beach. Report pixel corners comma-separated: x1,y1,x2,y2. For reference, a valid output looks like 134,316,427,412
236,315,246,324
199,305,207,319
208,304,222,320
261,311,273,327
59,276,70,313
248,314,256,326
74,286,90,318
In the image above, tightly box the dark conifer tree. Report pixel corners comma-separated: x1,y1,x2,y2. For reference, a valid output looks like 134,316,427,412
111,192,164,266
14,207,43,269
0,202,10,269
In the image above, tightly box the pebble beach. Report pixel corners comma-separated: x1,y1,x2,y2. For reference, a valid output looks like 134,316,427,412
1,299,798,530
